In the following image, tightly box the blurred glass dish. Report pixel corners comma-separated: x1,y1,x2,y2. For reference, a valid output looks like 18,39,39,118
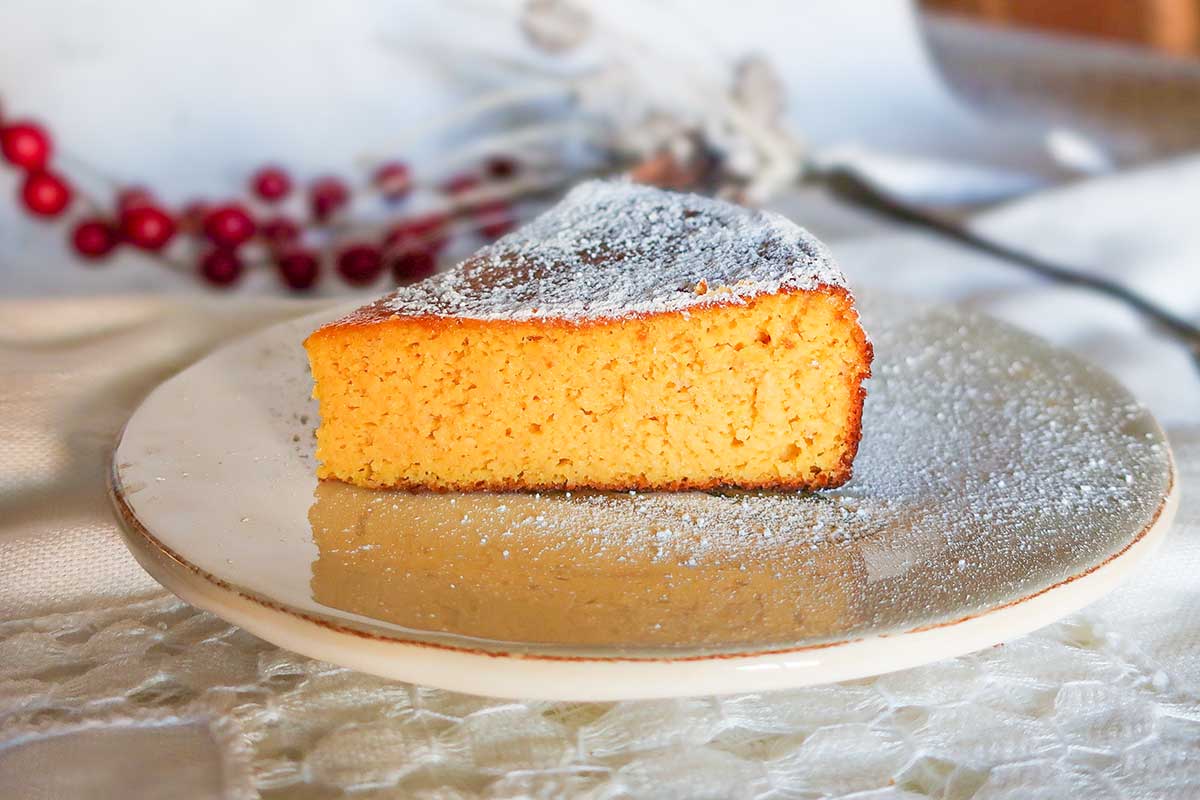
919,12,1200,170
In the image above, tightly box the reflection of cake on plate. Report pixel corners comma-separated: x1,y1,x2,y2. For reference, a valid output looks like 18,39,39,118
304,180,872,492
308,481,867,648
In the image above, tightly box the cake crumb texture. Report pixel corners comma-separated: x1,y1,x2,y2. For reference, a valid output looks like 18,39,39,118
307,290,870,491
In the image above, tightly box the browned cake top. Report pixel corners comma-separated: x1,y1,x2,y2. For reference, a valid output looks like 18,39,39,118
325,180,846,327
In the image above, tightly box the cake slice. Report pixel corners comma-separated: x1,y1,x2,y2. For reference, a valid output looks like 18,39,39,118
304,180,871,492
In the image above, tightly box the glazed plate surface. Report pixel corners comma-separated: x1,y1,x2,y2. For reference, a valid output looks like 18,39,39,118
111,297,1178,700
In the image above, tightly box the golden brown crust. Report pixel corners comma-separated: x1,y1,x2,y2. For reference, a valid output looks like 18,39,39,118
828,298,874,486
309,286,834,338
322,471,850,494
306,284,857,341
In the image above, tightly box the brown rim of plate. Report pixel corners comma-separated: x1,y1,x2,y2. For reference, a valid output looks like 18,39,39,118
107,444,1176,664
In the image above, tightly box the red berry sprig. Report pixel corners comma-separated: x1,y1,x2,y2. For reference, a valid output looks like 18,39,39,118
203,204,256,248
122,205,176,251
71,218,118,261
277,249,320,290
390,248,438,283
0,100,530,290
1,119,74,218
336,244,383,286
373,161,411,201
22,171,72,217
310,176,349,222
200,248,243,287
1,122,51,171
252,166,291,202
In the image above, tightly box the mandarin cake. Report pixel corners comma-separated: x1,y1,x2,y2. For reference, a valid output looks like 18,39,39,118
304,180,872,492
309,482,864,647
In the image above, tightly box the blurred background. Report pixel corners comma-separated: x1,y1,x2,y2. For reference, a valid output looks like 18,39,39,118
0,0,1196,294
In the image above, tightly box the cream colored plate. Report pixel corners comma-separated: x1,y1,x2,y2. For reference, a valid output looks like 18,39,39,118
110,298,1178,700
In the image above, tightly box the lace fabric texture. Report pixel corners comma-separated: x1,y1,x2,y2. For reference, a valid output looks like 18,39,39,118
1,471,1198,800
3,154,1200,797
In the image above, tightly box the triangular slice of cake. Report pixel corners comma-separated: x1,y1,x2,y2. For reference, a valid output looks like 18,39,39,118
305,180,872,491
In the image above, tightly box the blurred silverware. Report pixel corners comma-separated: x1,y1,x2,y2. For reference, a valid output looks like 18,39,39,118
821,164,1200,376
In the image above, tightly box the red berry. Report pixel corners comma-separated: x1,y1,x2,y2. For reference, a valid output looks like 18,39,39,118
203,204,256,248
20,170,72,217
310,177,349,221
1,122,51,171
261,215,301,247
277,249,320,290
390,248,437,283
476,200,515,238
485,156,519,180
252,166,292,202
121,205,176,251
373,161,411,201
117,186,156,211
335,244,383,285
199,248,243,287
442,173,479,195
385,213,449,254
71,218,118,260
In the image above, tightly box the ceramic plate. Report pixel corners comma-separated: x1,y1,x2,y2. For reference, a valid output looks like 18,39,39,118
110,297,1178,701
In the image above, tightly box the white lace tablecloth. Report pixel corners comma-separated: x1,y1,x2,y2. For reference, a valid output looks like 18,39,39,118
2,160,1198,799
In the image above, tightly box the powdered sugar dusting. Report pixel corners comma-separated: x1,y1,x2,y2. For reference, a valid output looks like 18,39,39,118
342,180,845,325
309,301,1173,651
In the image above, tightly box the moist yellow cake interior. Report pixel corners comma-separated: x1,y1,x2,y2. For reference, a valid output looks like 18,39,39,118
307,288,868,491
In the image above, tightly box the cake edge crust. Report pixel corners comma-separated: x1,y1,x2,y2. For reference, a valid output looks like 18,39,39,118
306,283,860,340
